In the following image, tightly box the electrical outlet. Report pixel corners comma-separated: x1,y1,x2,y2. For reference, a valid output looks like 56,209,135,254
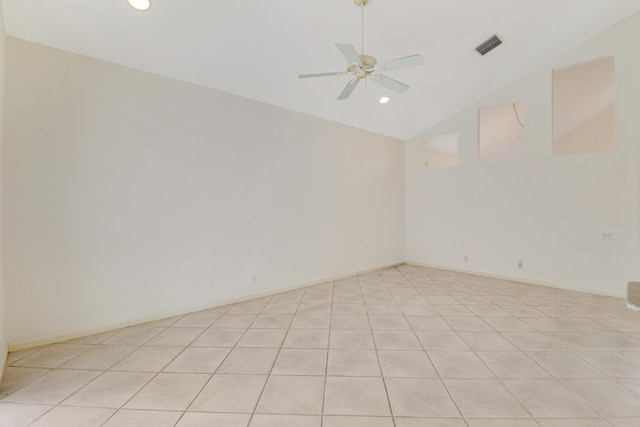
517,260,523,269
464,255,469,262
601,232,617,241
251,275,257,284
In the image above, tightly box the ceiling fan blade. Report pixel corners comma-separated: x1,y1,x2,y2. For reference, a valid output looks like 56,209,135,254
375,54,425,72
335,43,362,66
370,74,409,94
337,79,360,100
298,71,349,79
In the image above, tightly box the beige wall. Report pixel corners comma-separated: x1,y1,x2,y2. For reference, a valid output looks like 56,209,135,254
405,12,640,296
0,2,7,381
3,39,405,345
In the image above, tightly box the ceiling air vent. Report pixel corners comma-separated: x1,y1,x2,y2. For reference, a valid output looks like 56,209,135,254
475,34,502,56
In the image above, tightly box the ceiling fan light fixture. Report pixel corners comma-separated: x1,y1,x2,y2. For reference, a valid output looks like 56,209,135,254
128,0,151,11
379,96,390,104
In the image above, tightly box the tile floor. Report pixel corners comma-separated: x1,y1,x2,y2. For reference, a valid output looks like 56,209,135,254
2,264,640,426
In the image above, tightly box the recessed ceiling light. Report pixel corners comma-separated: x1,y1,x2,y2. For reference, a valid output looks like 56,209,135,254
379,96,390,104
128,0,151,11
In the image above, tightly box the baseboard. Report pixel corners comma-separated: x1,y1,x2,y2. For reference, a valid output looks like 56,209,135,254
405,260,626,299
0,341,7,384
7,261,404,352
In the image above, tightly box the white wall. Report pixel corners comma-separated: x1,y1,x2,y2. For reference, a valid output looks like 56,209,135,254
0,2,7,381
3,38,405,344
406,12,640,296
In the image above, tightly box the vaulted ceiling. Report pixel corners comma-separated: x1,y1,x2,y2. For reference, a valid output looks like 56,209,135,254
3,0,640,140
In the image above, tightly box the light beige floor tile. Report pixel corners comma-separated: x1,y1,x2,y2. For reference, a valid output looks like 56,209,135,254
290,315,331,329
426,296,459,305
544,332,605,350
327,349,381,376
467,305,512,317
137,316,184,328
270,291,304,304
102,327,165,345
262,303,300,314
585,333,640,351
483,317,534,332
504,379,598,418
172,314,220,328
433,305,476,316
324,376,390,416
378,350,437,378
428,351,494,379
29,406,115,427
12,344,93,368
466,420,540,427
0,367,51,397
251,315,294,329
333,294,365,304
364,295,397,304
332,304,367,315
189,374,267,413
526,352,606,379
283,329,329,348
226,301,268,314
458,331,518,351
302,294,333,304
110,346,184,372
297,303,332,315
373,330,422,350
444,317,494,331
211,314,257,328
367,304,403,315
250,414,321,427
575,352,640,378
236,329,287,347
537,419,613,427
330,330,375,349
330,315,371,330
477,352,550,379
608,419,640,427
414,331,470,351
385,378,460,417
102,409,182,427
217,347,278,374
63,371,153,407
444,379,529,418
6,347,47,366
60,345,136,370
272,349,327,375
163,347,230,373
190,328,245,347
400,304,439,316
562,379,640,417
503,305,548,318
176,412,251,427
394,418,467,427
0,402,51,427
256,375,325,414
502,332,566,351
145,327,205,346
406,316,452,331
2,370,101,404
125,373,209,411
323,415,393,426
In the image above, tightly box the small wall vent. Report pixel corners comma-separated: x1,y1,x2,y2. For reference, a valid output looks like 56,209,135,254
475,34,502,56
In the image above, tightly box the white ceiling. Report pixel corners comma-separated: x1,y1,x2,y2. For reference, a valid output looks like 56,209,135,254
3,0,640,140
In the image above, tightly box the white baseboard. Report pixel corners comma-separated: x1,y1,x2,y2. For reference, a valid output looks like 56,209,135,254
7,261,404,352
405,260,626,299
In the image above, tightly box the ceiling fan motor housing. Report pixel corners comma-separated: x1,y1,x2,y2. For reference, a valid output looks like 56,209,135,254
347,54,377,79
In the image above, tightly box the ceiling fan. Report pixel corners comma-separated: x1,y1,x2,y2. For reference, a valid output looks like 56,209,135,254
298,0,425,100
